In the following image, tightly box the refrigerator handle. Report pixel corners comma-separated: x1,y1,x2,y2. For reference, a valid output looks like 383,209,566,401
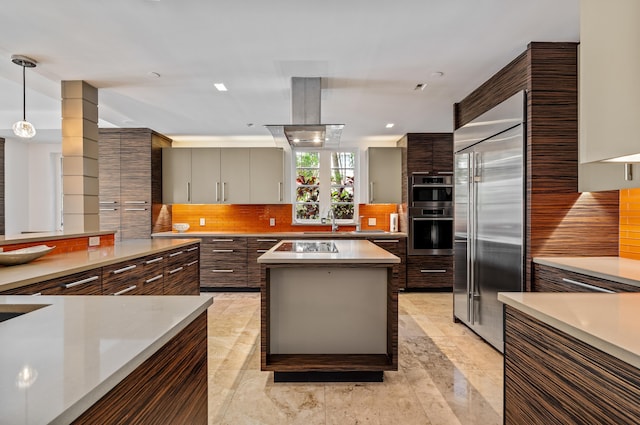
467,152,475,324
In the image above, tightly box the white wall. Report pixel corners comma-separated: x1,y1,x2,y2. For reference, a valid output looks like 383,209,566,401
5,140,62,235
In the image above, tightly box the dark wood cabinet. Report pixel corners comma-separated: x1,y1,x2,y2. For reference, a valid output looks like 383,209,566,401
164,245,200,295
200,237,248,288
532,263,639,293
398,133,453,175
406,255,453,289
99,129,172,240
367,237,406,289
41,269,103,295
247,237,280,288
102,258,144,295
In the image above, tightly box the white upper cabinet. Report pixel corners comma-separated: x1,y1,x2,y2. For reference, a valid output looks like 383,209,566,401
579,0,640,190
367,147,401,204
162,147,284,204
250,148,284,204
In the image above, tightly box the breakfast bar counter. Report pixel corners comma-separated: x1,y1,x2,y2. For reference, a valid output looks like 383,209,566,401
258,239,399,381
0,294,213,424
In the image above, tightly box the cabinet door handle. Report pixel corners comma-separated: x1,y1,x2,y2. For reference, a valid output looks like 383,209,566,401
113,264,137,274
437,171,454,175
169,267,184,274
212,249,234,253
187,182,191,203
100,208,118,211
186,260,199,267
370,182,374,202
124,208,148,211
216,182,220,202
373,239,400,243
278,182,283,202
124,201,148,204
209,239,234,242
169,250,184,257
257,239,278,242
99,201,118,204
561,278,615,293
257,249,269,253
113,285,137,296
222,182,227,202
212,269,233,273
31,292,41,296
63,275,99,289
187,246,199,252
421,269,446,273
145,257,164,264
145,274,164,283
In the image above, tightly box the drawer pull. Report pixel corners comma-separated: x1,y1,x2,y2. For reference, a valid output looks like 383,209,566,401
186,246,199,252
169,251,184,257
99,201,118,204
373,239,400,243
209,239,234,242
100,208,118,211
145,257,164,265
113,264,137,274
113,285,137,295
124,208,148,211
31,292,41,296
63,275,99,289
186,260,199,267
145,274,164,283
561,278,615,293
212,249,234,253
124,200,148,204
212,269,234,273
257,239,278,242
169,267,184,274
421,269,446,273
257,250,269,253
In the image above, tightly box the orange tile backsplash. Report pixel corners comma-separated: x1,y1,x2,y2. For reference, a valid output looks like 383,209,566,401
1,234,115,255
620,189,640,260
171,204,399,233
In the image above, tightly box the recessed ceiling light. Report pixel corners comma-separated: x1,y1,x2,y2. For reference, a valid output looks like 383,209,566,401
385,123,395,128
247,123,254,127
214,83,228,92
430,71,445,78
414,83,427,91
293,138,300,143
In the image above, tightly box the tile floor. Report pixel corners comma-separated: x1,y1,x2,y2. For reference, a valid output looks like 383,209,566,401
207,292,503,425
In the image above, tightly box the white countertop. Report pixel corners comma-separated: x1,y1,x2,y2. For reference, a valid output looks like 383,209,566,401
152,230,407,238
0,238,200,292
0,294,213,425
534,256,640,288
0,230,116,247
498,292,640,369
257,239,400,264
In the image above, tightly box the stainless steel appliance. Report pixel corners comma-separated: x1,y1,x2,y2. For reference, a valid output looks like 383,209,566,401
408,173,454,255
453,91,525,353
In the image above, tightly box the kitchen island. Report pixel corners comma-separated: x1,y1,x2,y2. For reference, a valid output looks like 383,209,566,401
0,294,212,424
258,239,400,382
499,292,640,424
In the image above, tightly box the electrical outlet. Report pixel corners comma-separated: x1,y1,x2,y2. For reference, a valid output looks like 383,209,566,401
269,218,276,227
89,236,100,246
199,218,205,226
368,218,377,226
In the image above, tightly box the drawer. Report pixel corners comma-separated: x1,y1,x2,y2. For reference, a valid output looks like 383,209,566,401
247,237,280,251
533,263,639,293
200,251,247,288
369,237,406,289
166,244,200,268
247,238,280,288
201,237,247,251
165,257,199,295
41,269,103,295
407,255,453,289
103,259,144,295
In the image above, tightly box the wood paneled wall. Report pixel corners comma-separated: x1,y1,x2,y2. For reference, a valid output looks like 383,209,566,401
454,42,619,291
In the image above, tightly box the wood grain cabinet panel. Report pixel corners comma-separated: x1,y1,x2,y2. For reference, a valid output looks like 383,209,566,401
102,259,145,296
40,269,103,296
406,255,453,289
368,237,406,289
532,263,639,293
247,237,280,288
200,238,248,288
164,244,200,295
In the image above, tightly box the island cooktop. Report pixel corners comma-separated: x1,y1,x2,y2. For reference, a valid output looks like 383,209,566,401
275,241,339,253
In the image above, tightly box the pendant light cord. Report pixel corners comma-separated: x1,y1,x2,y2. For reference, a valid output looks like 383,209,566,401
22,64,26,121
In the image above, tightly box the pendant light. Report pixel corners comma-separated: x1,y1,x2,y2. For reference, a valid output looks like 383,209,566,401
11,54,37,139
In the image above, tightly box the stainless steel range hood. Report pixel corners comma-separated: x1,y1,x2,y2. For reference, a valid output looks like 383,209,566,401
265,77,344,148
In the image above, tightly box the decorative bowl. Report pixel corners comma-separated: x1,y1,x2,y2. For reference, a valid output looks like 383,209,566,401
173,223,190,233
0,245,55,266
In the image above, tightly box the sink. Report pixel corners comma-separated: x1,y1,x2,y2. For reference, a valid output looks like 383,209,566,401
0,304,48,323
351,230,387,234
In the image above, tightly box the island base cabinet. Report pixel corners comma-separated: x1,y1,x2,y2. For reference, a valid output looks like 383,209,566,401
504,306,640,425
72,312,208,424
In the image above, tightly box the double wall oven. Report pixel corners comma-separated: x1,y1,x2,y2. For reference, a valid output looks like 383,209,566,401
408,173,454,255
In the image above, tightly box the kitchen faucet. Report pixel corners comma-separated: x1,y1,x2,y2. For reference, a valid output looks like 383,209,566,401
327,207,339,232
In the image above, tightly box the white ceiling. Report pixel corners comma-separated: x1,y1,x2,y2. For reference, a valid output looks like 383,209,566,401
0,0,579,147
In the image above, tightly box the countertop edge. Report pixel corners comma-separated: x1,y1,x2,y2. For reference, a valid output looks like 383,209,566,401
498,292,640,369
152,231,407,238
0,230,116,247
51,295,213,425
533,256,640,288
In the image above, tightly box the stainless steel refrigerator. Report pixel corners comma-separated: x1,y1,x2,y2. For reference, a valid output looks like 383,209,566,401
453,91,525,353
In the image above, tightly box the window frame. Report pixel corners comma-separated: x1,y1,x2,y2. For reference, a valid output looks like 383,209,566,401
291,148,358,225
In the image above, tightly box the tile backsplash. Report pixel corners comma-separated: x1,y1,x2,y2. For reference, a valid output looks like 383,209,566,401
620,189,640,260
171,204,399,233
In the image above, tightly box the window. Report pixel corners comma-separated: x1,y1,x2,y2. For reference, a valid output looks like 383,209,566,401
294,150,356,223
